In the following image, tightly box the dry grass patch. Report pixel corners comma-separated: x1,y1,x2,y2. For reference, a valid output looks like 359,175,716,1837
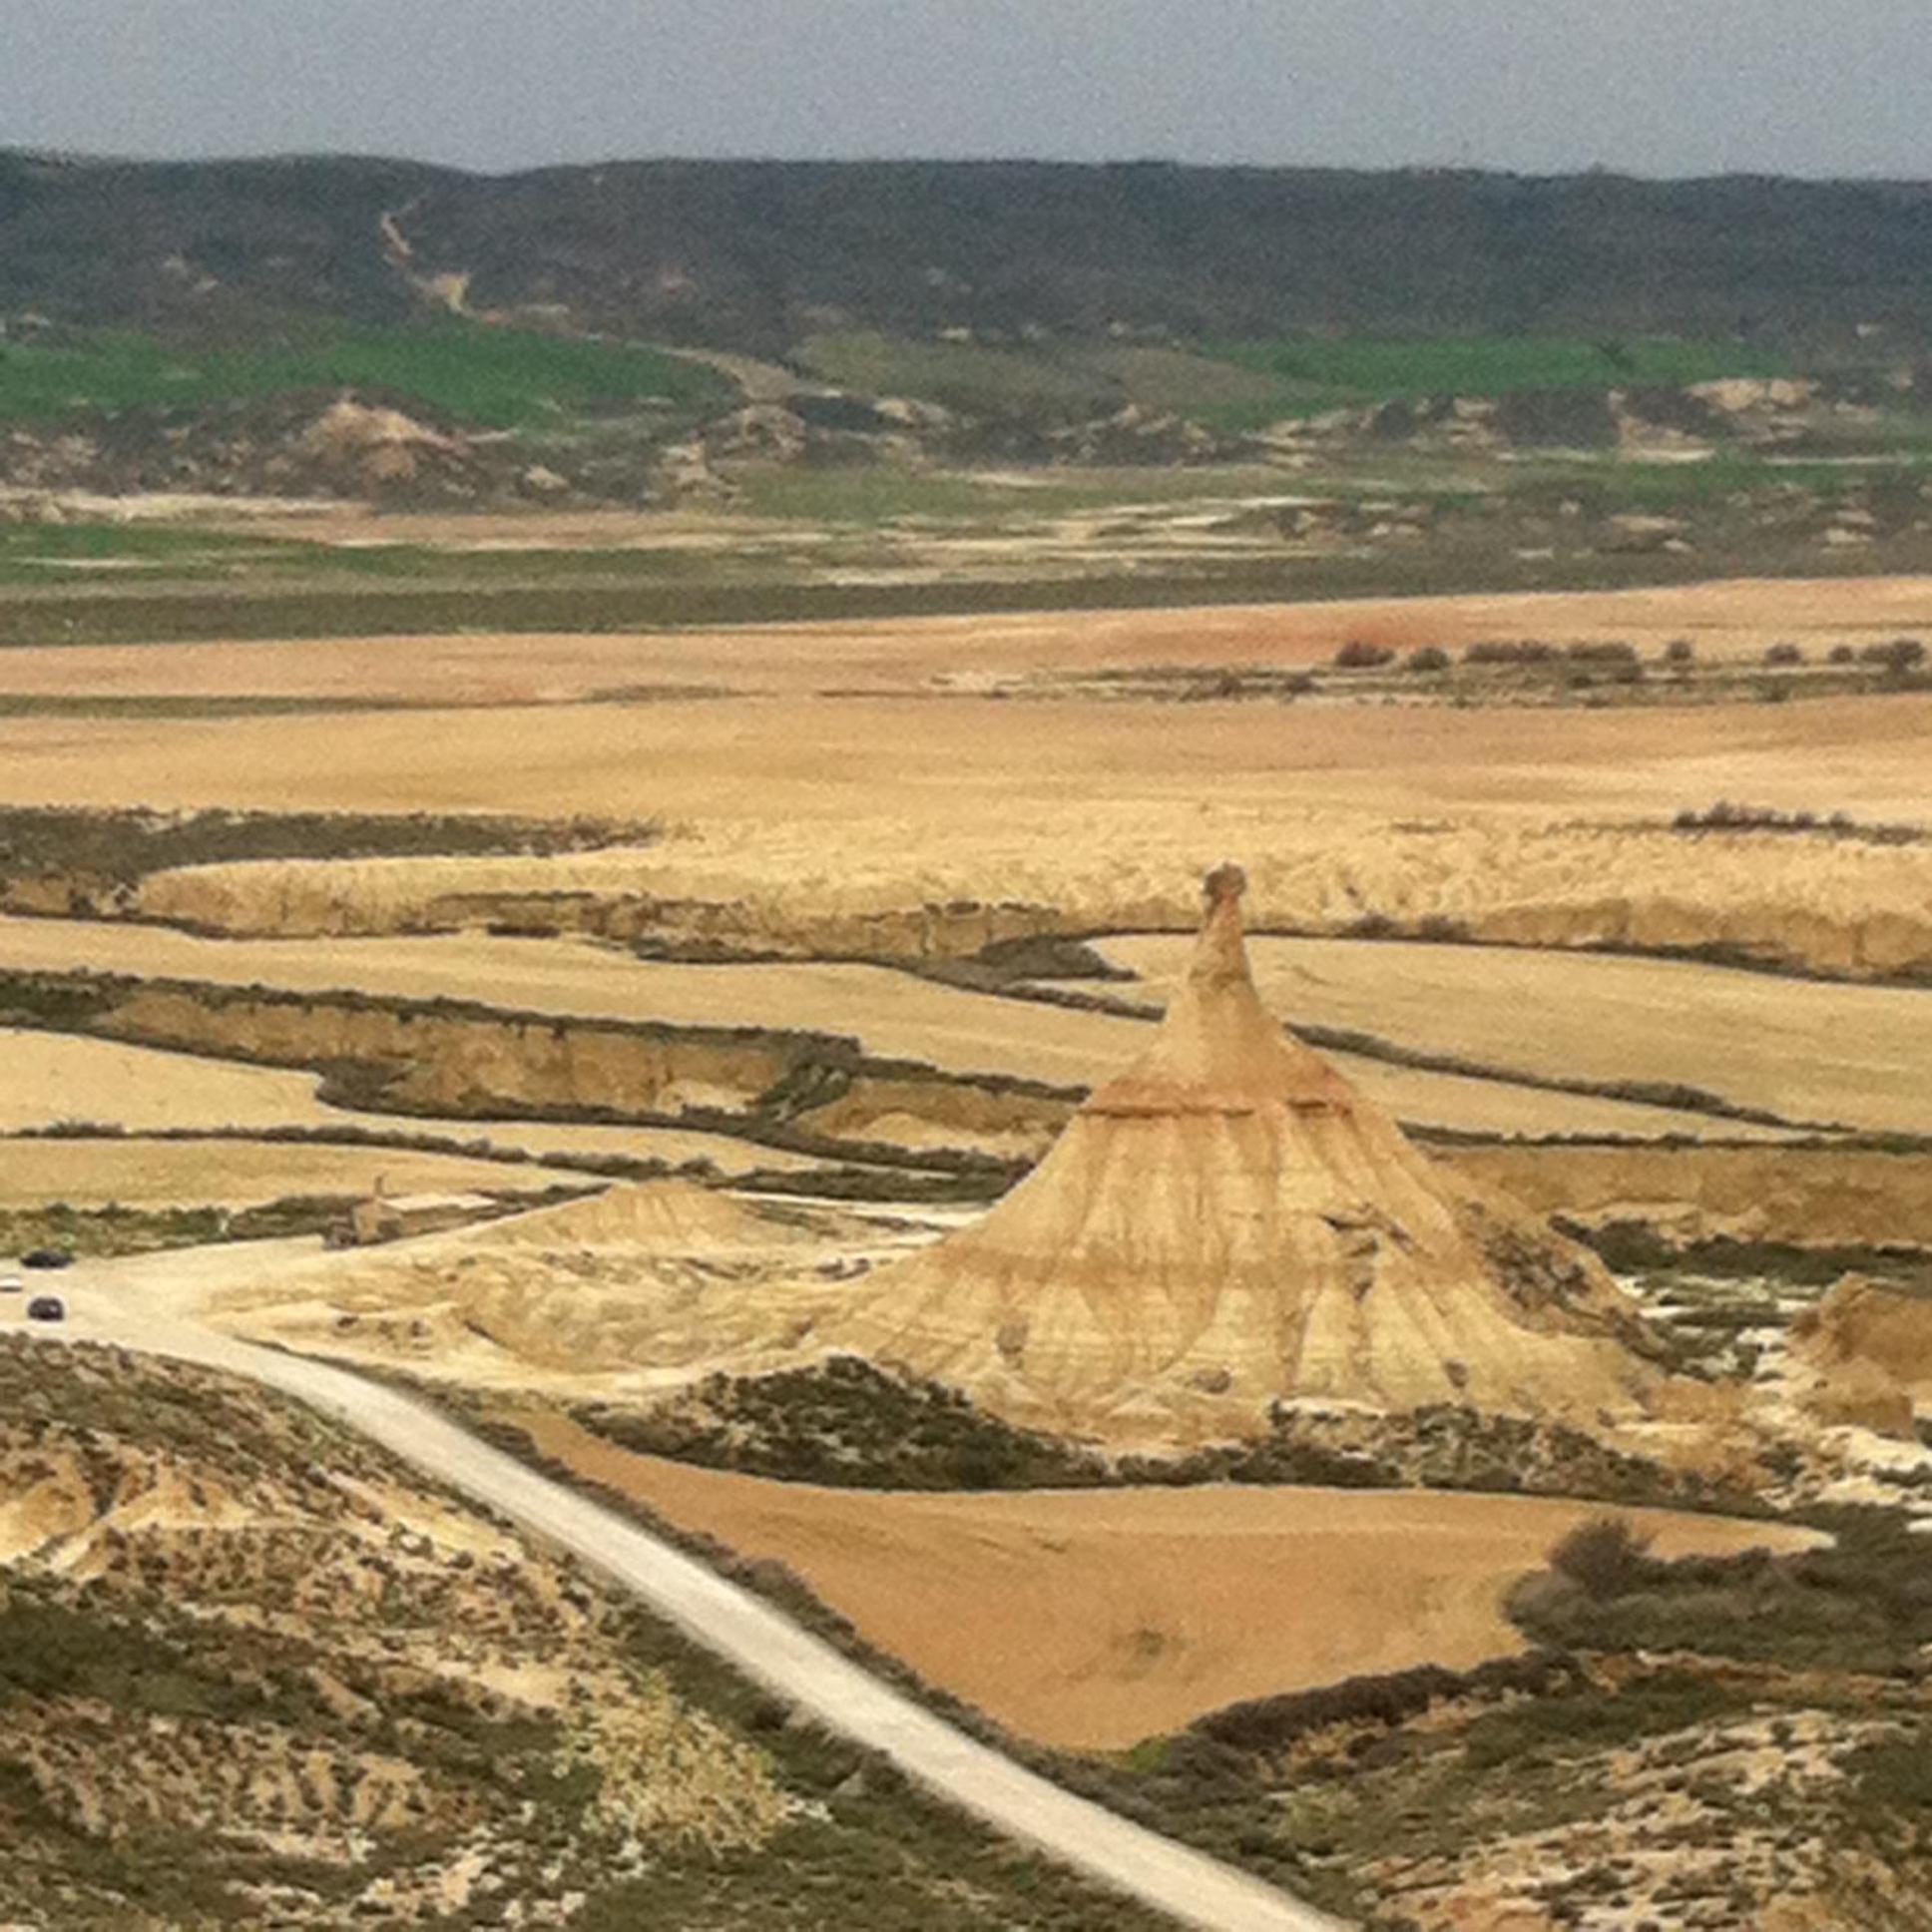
0,1138,538,1210
0,1029,337,1133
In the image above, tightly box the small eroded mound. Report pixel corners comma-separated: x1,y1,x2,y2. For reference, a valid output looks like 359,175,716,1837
208,1182,907,1392
1790,1273,1932,1436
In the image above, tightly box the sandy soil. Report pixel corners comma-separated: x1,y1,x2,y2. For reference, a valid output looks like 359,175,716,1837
6,673,1929,1001
1104,934,1932,1135
445,1119,823,1175
0,919,1777,1142
519,1415,1821,1750
5,685,1929,827
4,576,1930,703
5,569,1930,1012
0,1137,536,1209
0,1030,341,1133
187,1185,912,1398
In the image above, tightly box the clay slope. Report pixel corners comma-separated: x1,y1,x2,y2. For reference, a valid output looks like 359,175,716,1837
822,866,1658,1444
476,1178,787,1249
1790,1273,1932,1436
210,1182,896,1389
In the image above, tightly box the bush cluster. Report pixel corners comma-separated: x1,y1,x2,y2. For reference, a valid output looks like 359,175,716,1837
581,1357,1111,1490
1332,639,1395,669
1548,1514,1657,1598
1669,799,1926,845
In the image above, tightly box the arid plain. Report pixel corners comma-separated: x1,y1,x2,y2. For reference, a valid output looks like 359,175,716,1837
5,570,1932,1929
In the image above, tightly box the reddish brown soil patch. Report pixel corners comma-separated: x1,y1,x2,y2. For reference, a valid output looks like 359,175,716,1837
521,1413,1818,1750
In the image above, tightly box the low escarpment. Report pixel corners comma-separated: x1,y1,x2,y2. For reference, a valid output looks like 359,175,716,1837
0,806,655,926
1790,1274,1932,1435
134,853,1072,965
1447,1142,1932,1255
124,810,1932,984
0,965,1073,1173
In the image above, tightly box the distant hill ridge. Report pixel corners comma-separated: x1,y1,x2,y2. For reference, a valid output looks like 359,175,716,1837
3,152,1930,352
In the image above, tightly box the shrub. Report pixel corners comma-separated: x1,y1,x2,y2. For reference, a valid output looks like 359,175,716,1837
1404,646,1451,674
1196,1653,1585,1753
1548,1515,1656,1599
582,1358,1111,1490
1562,640,1642,687
1668,800,1926,845
1828,643,1857,665
1864,636,1928,675
1663,638,1695,666
1333,640,1395,670
1763,641,1804,667
1465,639,1556,665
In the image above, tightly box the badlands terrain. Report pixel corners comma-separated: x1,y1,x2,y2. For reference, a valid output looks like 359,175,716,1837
5,147,1932,1931
0,553,1928,1927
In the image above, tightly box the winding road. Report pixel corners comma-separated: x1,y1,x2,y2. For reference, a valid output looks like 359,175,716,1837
41,1270,1346,1932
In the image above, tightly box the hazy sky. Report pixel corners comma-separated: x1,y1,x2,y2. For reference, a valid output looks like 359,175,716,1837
6,0,1929,180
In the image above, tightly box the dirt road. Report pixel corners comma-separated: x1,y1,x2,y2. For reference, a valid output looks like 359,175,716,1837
34,1276,1343,1932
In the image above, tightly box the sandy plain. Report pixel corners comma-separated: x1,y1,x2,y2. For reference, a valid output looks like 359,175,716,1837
4,575,1932,704
5,685,1930,827
5,632,1929,996
521,1414,1822,1750
5,567,1931,1007
0,1030,341,1134
0,1137,537,1209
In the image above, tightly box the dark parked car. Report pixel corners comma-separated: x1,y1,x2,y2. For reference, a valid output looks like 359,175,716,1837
25,1296,65,1322
22,1248,72,1270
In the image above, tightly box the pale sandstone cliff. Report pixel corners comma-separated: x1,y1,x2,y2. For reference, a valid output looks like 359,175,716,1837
129,814,1932,983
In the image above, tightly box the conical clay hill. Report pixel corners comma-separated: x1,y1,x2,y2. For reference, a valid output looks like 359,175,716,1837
820,864,1660,1445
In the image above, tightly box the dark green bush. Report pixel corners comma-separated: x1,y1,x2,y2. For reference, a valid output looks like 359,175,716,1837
1548,1515,1657,1598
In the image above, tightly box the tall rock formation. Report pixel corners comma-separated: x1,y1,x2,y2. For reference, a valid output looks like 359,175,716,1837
822,864,1659,1444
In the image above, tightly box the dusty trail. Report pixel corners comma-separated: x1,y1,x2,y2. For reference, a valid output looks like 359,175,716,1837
38,1283,1343,1932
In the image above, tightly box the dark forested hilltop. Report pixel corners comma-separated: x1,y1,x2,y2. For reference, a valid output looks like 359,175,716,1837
3,151,1929,351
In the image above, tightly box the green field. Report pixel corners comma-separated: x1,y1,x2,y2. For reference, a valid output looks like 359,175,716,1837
0,323,729,429
794,328,1792,432
2,325,1792,439
796,330,1121,419
1505,452,1932,511
1208,333,1793,421
0,518,726,587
